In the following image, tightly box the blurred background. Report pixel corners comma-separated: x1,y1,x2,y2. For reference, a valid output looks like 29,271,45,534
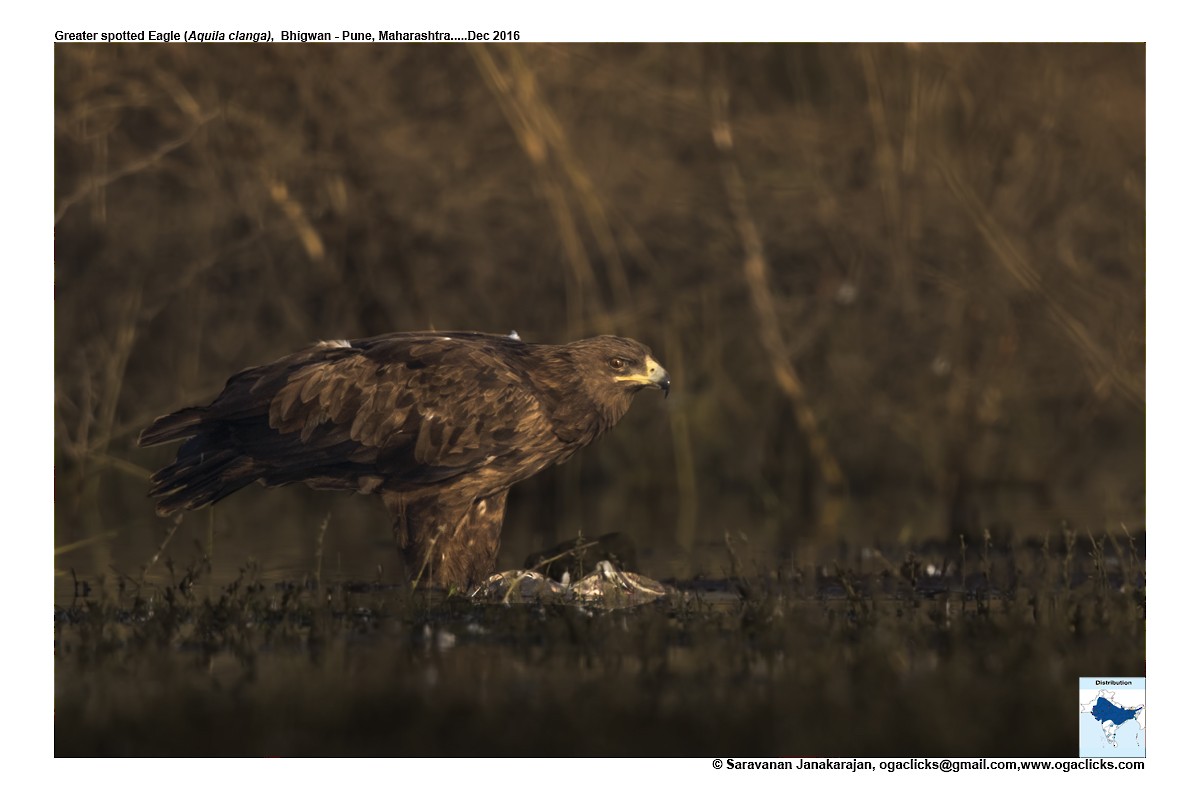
54,43,1145,585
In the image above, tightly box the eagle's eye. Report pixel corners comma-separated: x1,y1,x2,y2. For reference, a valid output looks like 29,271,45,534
609,357,631,370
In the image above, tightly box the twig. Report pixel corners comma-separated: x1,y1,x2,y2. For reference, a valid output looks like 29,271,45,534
55,111,219,225
54,531,118,557
315,512,330,586
707,64,846,535
141,514,185,583
939,160,1144,410
526,540,599,575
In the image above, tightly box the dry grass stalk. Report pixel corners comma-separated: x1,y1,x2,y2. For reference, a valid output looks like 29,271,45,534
708,75,846,536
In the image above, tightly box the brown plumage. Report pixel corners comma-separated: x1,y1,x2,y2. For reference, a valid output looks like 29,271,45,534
137,331,670,589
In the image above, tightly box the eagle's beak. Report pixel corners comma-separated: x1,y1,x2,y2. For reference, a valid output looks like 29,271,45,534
614,357,671,397
650,360,671,398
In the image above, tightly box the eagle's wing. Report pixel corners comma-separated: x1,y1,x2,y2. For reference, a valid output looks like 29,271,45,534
257,336,548,479
140,335,553,512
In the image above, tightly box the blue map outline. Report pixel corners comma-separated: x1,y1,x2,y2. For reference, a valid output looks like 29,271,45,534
1090,696,1143,727
1078,680,1145,757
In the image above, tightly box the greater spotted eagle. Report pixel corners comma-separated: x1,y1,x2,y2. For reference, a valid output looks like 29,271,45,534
137,332,670,589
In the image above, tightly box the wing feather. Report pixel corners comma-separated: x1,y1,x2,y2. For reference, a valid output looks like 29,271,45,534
234,335,556,488
299,368,326,403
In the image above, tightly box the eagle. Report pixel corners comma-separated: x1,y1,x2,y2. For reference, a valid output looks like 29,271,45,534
137,331,670,589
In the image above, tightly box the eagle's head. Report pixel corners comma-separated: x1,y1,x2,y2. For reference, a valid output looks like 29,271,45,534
565,335,670,430
601,337,670,396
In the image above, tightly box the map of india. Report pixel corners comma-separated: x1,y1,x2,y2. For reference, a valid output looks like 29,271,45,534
1078,678,1145,757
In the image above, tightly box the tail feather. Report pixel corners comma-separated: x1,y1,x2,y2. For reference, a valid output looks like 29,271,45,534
147,445,260,516
137,357,344,515
138,408,207,447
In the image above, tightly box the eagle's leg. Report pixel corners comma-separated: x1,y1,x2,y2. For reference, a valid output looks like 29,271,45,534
386,490,510,591
442,490,508,588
